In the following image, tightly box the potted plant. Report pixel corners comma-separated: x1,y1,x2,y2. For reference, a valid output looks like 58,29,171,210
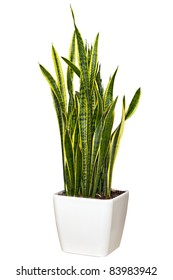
39,7,141,257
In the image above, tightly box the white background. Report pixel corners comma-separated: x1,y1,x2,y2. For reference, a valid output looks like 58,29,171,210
0,0,173,279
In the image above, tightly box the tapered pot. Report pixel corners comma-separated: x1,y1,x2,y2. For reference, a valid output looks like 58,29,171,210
53,190,129,257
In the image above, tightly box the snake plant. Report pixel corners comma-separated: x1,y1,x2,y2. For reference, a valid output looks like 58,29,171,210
39,7,141,198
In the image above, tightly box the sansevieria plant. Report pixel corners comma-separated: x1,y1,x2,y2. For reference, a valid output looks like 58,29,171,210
39,7,141,199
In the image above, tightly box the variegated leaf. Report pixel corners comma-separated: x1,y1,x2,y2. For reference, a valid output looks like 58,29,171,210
108,97,126,193
125,88,141,120
52,45,67,111
104,67,118,110
92,99,117,197
39,64,66,114
65,129,75,193
89,33,99,93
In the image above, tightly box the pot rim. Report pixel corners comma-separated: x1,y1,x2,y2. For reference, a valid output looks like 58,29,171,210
54,189,129,203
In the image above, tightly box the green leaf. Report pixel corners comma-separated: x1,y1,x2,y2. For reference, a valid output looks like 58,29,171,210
66,33,77,125
94,82,103,126
96,64,104,97
73,120,79,157
75,144,82,196
108,97,126,194
51,90,66,191
72,94,80,151
89,117,103,196
70,5,75,24
51,91,64,141
52,45,67,111
104,67,118,110
62,57,80,78
67,95,75,126
39,64,66,114
67,32,76,110
85,43,92,66
125,88,141,120
103,152,109,196
79,82,88,197
92,99,117,197
74,26,89,96
89,33,99,93
70,105,77,138
65,164,72,196
64,130,75,193
98,98,118,164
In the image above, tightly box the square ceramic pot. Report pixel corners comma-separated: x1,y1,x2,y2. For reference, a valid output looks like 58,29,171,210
53,190,129,257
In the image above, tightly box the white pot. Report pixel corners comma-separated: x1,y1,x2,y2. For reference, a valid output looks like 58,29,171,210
53,190,129,257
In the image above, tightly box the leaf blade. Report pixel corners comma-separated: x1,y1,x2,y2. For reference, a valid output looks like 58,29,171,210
79,82,88,197
125,87,141,120
75,143,82,196
92,99,117,197
108,97,126,193
62,57,80,78
51,90,66,192
39,64,66,114
104,67,118,110
52,45,67,111
64,130,75,193
67,31,76,97
89,33,99,93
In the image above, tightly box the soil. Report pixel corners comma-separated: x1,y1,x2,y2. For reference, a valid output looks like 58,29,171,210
58,189,126,200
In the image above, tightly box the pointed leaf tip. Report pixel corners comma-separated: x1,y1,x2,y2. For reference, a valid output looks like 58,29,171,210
70,5,75,25
125,87,141,120
39,63,44,70
123,95,126,108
